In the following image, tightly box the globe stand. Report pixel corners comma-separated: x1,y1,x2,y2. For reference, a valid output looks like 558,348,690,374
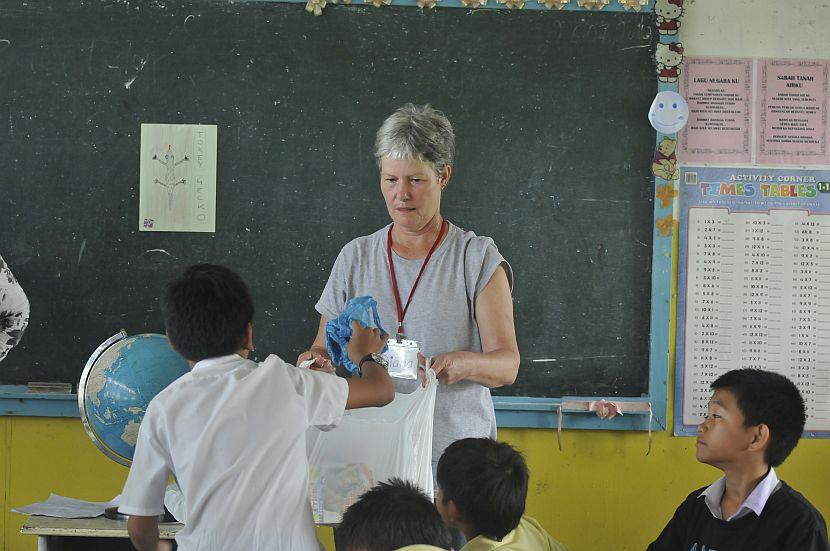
103,506,174,523
103,506,129,521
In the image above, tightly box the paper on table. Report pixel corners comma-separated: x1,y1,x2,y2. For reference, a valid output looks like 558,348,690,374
12,493,120,518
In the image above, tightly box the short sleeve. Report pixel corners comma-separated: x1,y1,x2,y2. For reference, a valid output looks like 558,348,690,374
275,355,349,428
780,506,830,551
315,245,353,322
465,238,513,301
0,254,30,362
118,401,172,516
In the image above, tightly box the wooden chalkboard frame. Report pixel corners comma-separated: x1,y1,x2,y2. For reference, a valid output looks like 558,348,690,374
0,0,675,433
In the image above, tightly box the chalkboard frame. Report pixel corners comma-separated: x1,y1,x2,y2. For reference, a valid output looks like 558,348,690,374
0,0,673,433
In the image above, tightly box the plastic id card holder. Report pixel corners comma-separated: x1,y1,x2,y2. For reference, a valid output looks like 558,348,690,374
382,339,419,379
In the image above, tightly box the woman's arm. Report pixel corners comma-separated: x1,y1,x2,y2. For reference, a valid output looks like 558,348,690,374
429,265,520,388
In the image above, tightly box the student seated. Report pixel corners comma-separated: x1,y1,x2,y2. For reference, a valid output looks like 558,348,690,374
118,264,395,551
335,478,452,551
649,368,829,551
435,438,569,551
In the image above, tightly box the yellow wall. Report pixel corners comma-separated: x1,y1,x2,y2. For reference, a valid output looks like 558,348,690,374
2,414,828,550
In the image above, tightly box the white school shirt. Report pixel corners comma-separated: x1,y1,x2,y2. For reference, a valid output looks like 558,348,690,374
699,467,782,521
119,353,348,551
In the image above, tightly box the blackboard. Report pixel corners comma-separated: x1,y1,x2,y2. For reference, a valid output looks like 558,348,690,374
0,0,657,398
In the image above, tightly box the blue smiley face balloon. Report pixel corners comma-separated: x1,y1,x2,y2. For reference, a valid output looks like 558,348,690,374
648,91,689,134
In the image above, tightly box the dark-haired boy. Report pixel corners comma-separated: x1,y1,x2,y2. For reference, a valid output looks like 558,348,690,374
118,264,395,551
335,478,452,551
649,368,829,551
435,438,569,551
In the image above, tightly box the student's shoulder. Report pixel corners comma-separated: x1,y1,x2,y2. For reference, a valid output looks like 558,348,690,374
137,370,201,424
663,485,709,517
520,516,570,551
690,484,710,498
773,482,828,526
148,370,196,405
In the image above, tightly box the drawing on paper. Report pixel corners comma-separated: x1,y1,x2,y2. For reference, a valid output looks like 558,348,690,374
152,145,190,210
139,123,217,233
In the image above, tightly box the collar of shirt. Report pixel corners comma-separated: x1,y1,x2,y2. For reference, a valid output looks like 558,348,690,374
698,467,780,521
191,353,247,374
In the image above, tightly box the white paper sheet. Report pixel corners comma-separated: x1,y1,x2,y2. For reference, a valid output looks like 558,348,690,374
12,493,120,518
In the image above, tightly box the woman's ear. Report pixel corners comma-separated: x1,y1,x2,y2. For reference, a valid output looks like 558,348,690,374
439,165,452,190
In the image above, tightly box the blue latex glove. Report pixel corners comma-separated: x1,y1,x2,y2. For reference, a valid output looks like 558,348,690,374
325,296,388,376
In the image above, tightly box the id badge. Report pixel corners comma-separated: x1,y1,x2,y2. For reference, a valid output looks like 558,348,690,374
381,338,420,380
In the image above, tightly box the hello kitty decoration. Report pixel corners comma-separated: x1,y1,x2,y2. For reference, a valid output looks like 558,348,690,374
655,0,683,35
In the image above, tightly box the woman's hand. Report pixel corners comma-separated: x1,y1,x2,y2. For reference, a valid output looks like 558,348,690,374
428,351,473,385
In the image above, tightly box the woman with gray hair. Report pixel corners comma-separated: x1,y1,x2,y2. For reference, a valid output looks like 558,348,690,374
298,103,519,481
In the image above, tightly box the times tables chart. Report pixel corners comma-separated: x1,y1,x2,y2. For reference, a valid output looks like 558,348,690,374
675,166,830,436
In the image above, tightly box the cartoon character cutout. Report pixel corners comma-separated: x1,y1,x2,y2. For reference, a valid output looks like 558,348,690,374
652,137,679,182
656,42,684,83
656,214,675,237
152,145,190,210
655,0,683,36
648,91,689,134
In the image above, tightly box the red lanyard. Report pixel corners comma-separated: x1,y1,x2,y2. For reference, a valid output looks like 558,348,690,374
386,220,448,339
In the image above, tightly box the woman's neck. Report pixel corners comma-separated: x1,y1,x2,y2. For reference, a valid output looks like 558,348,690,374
391,214,445,260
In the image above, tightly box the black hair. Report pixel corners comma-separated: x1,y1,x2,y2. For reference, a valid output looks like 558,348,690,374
335,478,451,551
162,264,254,362
436,438,528,541
711,368,806,467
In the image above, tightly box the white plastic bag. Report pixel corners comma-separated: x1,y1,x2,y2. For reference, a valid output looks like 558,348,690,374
164,481,186,523
306,371,437,525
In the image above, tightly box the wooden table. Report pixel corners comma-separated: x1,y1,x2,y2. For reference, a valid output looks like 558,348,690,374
21,515,183,550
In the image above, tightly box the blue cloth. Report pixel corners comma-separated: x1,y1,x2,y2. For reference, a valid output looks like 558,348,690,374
325,296,388,376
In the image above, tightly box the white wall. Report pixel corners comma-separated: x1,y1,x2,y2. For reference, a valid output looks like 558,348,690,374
684,0,830,58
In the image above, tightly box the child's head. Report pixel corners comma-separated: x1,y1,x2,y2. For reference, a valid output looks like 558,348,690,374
698,369,806,468
435,438,528,541
335,478,451,551
162,264,254,362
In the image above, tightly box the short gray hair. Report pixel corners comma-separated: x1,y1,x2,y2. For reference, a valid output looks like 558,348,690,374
374,104,455,177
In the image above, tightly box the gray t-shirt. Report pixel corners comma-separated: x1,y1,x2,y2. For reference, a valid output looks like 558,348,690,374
316,222,513,467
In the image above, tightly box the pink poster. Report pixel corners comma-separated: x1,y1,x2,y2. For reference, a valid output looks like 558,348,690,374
679,57,753,164
756,59,830,165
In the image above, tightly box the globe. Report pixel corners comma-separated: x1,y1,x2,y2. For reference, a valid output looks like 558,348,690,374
78,332,190,467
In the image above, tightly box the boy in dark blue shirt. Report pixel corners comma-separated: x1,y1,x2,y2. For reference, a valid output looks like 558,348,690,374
649,369,828,551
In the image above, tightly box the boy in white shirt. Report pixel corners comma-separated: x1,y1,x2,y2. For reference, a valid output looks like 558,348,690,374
119,264,394,551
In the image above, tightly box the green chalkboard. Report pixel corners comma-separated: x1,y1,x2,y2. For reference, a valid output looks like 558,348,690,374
0,0,657,398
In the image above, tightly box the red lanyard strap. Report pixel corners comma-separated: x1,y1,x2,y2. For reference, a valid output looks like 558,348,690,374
386,220,448,338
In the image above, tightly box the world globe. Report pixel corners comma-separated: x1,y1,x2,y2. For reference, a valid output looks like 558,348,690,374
78,331,190,467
